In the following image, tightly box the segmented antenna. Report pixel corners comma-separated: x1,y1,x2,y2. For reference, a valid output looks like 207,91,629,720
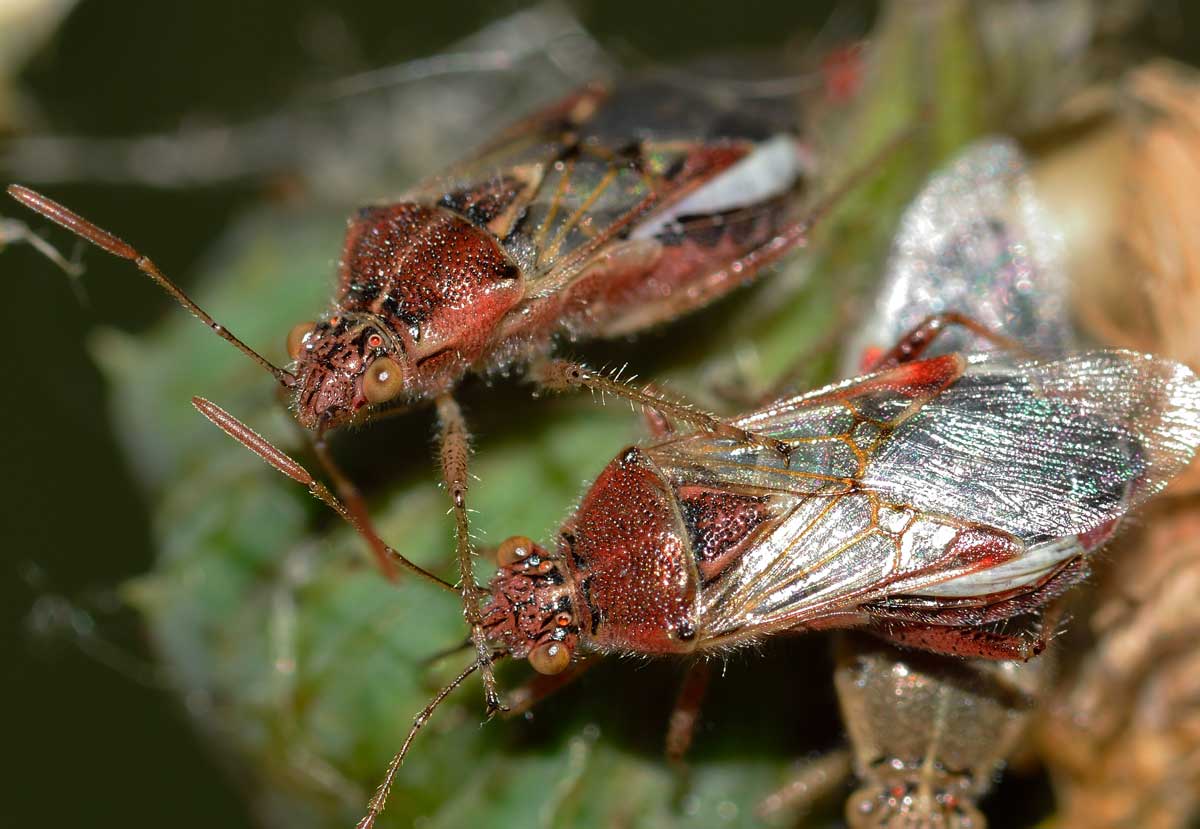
192,396,456,592
8,184,296,388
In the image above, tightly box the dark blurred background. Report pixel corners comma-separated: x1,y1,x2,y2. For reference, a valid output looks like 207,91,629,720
4,2,1199,827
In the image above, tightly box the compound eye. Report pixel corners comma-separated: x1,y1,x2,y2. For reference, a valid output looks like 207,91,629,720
286,322,317,360
362,356,404,404
529,641,572,675
497,536,535,567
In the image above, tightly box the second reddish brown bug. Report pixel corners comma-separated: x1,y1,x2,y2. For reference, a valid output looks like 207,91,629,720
195,309,1200,827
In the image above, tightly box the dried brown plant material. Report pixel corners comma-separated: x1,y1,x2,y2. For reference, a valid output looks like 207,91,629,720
1040,506,1200,829
1060,61,1200,494
1121,63,1200,371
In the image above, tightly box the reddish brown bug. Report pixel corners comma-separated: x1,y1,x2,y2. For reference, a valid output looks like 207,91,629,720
8,77,902,712
195,310,1200,826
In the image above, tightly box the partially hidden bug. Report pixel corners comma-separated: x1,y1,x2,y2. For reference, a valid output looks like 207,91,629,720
8,72,895,712
770,134,1192,829
818,137,1081,829
833,632,1048,829
195,321,1200,826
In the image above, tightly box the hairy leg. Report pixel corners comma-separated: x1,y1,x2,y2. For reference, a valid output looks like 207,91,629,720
501,655,597,718
532,358,792,459
867,311,1025,371
435,394,506,716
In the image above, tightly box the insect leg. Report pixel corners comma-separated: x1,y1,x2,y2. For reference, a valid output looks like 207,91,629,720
663,660,713,806
755,747,853,820
665,660,712,768
191,397,455,592
866,311,1026,371
308,434,402,583
639,387,677,438
500,654,597,718
532,359,792,459
356,656,493,829
434,394,507,717
8,185,296,388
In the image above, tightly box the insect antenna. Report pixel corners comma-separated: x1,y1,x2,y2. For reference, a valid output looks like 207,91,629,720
357,654,501,829
192,396,456,593
8,184,296,388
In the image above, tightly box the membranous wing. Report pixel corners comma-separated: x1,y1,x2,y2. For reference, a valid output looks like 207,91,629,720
401,77,809,293
645,351,1200,645
842,138,1071,373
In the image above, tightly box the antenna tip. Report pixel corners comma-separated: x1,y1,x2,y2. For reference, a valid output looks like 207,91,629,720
6,184,137,260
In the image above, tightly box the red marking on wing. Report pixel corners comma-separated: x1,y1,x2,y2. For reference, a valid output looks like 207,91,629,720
858,345,884,374
943,527,1023,571
803,353,966,409
1077,518,1122,552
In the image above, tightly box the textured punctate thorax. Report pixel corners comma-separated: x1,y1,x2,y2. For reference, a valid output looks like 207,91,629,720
560,447,700,654
337,203,524,393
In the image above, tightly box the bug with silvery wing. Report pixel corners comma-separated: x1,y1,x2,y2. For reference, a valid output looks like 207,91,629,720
193,138,1200,825
759,137,1092,829
8,72,893,714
